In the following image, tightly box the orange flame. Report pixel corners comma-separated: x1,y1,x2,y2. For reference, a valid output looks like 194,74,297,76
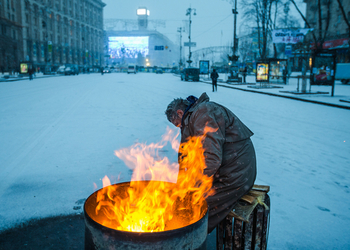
94,126,216,232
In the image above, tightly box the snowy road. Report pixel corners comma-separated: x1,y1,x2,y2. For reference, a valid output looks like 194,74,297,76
0,73,349,249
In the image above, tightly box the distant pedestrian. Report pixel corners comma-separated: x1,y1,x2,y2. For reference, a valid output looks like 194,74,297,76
282,67,287,84
28,67,34,81
210,69,219,92
242,66,247,83
101,67,104,75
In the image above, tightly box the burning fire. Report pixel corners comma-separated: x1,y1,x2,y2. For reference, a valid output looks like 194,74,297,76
94,126,216,232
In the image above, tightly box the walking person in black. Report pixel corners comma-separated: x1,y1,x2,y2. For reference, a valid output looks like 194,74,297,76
242,66,247,83
210,69,219,92
28,66,34,81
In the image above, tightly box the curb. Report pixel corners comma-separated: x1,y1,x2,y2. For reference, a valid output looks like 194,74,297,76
200,80,350,110
0,74,64,82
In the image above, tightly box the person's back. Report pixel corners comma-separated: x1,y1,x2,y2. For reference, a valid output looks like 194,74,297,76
177,92,256,232
210,69,219,80
210,69,219,91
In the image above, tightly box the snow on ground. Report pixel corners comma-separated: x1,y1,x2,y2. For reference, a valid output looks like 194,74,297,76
0,73,349,249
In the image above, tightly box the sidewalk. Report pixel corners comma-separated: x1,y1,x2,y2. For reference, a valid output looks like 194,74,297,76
0,72,62,82
201,73,350,110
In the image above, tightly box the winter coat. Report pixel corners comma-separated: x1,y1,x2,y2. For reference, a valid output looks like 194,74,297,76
180,92,257,233
210,71,219,80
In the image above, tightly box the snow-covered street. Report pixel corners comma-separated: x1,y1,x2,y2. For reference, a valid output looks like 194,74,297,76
1,73,349,249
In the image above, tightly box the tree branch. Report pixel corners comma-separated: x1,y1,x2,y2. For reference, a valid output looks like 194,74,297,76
323,0,331,40
289,0,318,43
336,0,350,37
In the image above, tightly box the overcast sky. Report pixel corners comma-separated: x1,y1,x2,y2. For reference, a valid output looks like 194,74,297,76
102,0,306,51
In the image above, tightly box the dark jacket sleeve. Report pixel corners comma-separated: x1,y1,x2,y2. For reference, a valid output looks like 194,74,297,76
189,104,226,177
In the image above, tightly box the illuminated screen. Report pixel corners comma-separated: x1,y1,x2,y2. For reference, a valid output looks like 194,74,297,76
256,63,269,82
108,36,149,59
20,63,28,74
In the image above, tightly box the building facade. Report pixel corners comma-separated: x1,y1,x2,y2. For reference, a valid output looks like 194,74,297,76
105,8,179,68
303,0,350,63
1,0,105,73
0,0,24,73
105,30,179,68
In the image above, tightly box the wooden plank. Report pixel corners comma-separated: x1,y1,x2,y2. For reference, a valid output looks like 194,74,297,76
233,219,242,250
243,212,254,250
224,215,233,250
217,220,225,250
252,185,270,193
229,200,257,223
229,210,248,223
254,205,264,250
247,190,267,198
240,194,256,204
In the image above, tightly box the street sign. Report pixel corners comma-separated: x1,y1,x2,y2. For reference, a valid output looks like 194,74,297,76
285,45,292,57
155,46,164,50
184,42,196,47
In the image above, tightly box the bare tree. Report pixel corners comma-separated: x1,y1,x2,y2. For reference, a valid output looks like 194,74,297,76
242,0,270,59
238,39,254,62
336,0,350,38
241,0,286,59
278,2,300,28
289,0,332,49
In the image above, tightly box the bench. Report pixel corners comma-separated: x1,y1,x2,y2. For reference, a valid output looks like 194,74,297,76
216,185,270,250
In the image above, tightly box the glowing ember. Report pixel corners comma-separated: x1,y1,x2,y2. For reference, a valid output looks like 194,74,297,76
94,126,216,232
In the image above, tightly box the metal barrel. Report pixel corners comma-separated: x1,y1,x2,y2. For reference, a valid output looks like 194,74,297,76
84,181,208,250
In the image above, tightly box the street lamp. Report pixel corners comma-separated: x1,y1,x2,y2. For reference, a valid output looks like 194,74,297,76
177,27,183,68
186,7,196,67
228,0,239,63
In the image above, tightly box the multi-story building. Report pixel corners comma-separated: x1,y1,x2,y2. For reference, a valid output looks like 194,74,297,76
303,0,350,63
0,0,24,72
1,0,105,73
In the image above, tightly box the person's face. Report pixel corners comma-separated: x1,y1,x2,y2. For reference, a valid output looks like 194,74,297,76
171,110,184,128
172,116,182,127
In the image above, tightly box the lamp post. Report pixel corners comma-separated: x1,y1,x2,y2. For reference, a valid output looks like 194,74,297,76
228,0,239,63
186,7,196,67
177,27,183,68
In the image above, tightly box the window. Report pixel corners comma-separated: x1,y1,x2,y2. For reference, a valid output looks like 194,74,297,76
1,24,6,35
26,14,29,23
12,29,16,39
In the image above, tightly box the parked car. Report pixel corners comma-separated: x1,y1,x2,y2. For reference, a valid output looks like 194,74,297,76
57,66,66,74
127,64,136,74
335,63,350,84
181,68,200,81
156,69,163,74
64,67,79,75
